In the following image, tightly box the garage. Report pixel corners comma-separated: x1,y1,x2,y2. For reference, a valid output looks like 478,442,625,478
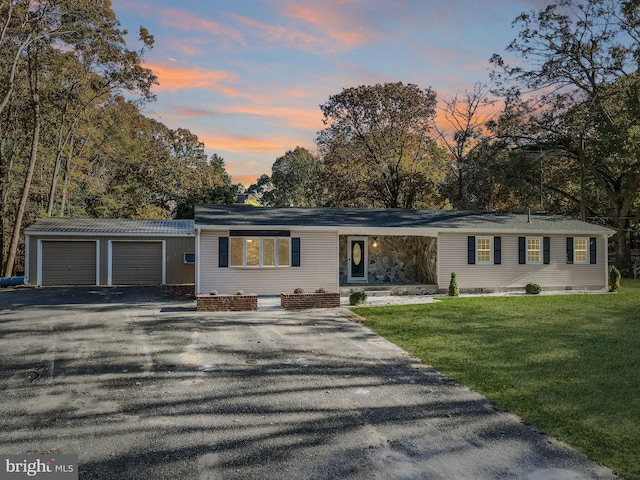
25,218,195,287
110,241,164,285
41,240,98,286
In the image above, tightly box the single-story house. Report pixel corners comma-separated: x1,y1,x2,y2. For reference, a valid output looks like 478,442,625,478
194,205,616,295
24,218,195,286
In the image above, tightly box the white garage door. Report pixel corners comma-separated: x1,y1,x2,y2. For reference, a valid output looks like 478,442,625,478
41,241,97,286
111,241,163,285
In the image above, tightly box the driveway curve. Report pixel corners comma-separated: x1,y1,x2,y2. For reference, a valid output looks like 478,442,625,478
0,287,618,479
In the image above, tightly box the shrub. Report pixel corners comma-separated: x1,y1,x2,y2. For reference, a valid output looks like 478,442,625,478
448,272,460,297
209,290,218,296
315,287,327,293
609,266,621,292
294,287,305,294
525,283,542,294
236,290,245,296
349,291,367,305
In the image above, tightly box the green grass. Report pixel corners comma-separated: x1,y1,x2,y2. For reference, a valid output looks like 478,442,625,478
352,279,640,479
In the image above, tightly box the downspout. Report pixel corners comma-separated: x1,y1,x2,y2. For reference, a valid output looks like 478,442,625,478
335,231,340,293
24,234,30,282
195,227,201,294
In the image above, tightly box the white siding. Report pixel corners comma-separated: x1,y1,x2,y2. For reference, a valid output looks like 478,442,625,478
438,233,608,292
198,230,339,295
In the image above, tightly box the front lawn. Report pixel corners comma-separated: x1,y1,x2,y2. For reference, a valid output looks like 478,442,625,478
352,280,640,479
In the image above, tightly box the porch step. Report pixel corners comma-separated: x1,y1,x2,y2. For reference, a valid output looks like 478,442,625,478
340,284,439,296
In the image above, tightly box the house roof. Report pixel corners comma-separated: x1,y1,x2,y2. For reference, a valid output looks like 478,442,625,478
194,205,615,236
25,218,195,236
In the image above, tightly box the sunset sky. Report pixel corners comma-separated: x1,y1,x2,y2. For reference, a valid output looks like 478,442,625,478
111,0,549,187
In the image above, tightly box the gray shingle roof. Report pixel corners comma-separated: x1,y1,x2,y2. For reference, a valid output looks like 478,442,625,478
25,218,194,236
195,205,615,235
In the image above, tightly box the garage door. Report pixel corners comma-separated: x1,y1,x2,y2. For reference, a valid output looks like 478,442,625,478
41,241,97,286
111,242,163,285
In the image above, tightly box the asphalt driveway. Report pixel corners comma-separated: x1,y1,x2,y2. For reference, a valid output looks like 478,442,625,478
0,287,618,479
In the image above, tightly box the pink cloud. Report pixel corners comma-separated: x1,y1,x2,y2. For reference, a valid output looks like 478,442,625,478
145,63,241,96
279,2,378,48
164,37,203,57
157,8,245,45
213,104,323,131
232,173,265,188
201,134,293,156
228,14,333,53
167,105,214,118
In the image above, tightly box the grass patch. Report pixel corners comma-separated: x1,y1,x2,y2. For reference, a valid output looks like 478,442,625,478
352,279,640,479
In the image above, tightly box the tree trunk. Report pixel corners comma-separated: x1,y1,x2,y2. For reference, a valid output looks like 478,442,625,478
613,197,634,275
59,135,75,217
46,118,73,216
613,218,631,274
3,51,40,277
0,35,31,117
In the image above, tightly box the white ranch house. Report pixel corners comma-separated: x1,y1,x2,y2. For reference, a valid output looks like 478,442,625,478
194,205,615,295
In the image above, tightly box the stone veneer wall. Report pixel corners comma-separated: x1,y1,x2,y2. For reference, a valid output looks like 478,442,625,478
196,294,258,312
339,236,437,285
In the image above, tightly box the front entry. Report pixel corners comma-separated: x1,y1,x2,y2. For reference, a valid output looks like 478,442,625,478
347,237,367,282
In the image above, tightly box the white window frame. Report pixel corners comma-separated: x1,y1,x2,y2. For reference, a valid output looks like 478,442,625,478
476,236,493,265
526,237,543,264
230,237,291,268
183,252,195,264
574,237,589,264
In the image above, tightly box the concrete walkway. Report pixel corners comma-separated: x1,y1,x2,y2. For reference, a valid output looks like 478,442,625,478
0,287,618,479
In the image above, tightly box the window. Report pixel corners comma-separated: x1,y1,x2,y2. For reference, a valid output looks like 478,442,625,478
230,238,244,267
229,237,290,268
278,238,290,266
246,238,260,266
263,238,276,266
468,236,501,265
476,237,492,264
527,238,542,263
519,236,550,264
568,237,596,264
183,252,195,264
574,238,588,263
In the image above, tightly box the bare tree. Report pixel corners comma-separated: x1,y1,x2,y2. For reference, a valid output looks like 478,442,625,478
434,82,496,209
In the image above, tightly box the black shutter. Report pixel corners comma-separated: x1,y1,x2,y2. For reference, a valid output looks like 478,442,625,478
543,237,550,264
291,237,301,267
468,236,476,264
219,237,229,267
566,237,574,264
518,237,526,264
590,237,597,264
494,237,501,265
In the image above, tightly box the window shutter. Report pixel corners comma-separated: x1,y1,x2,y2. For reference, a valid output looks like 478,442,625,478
468,236,476,264
518,237,526,264
590,237,597,264
543,237,550,264
566,237,574,264
494,237,501,265
219,237,229,268
291,237,301,267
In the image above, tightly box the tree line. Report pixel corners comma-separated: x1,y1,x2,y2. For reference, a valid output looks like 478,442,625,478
0,0,237,277
248,0,640,272
2,0,638,276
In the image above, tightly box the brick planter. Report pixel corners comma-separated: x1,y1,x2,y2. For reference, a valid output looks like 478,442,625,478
280,292,341,310
196,294,258,312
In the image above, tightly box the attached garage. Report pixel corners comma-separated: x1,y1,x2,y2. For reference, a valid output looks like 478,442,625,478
24,218,195,287
41,240,98,286
110,241,164,285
